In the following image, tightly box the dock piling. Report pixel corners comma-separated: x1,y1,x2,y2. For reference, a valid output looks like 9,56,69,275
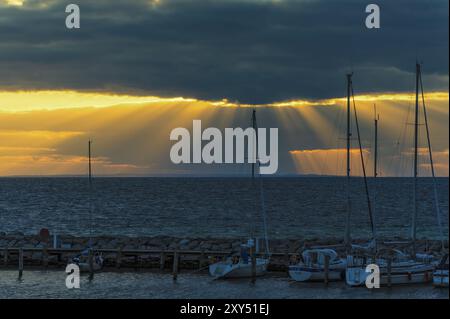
18,248,24,279
43,246,48,268
251,248,256,284
324,254,330,285
172,251,179,281
88,249,94,281
387,257,392,288
3,248,8,266
116,248,122,269
160,252,166,271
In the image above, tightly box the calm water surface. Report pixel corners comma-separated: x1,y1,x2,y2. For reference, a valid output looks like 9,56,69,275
0,270,448,299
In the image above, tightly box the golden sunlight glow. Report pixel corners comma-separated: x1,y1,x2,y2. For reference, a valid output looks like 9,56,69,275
0,90,197,112
1,90,448,113
1,0,24,6
289,148,372,176
0,89,447,176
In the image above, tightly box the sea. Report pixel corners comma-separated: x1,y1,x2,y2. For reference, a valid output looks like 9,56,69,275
0,177,448,299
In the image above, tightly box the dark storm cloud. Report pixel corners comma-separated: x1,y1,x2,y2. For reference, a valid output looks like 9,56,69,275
0,0,448,103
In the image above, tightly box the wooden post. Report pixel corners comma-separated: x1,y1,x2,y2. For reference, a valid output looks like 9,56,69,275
387,257,392,288
116,248,122,269
324,254,330,286
172,251,179,281
88,249,94,281
43,247,48,268
251,246,257,284
18,248,24,279
134,254,139,271
199,250,205,270
3,248,8,266
160,252,166,271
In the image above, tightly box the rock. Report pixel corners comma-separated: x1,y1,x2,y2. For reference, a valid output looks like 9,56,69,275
179,239,190,247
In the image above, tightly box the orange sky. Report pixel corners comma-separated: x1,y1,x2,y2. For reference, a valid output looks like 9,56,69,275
0,90,448,176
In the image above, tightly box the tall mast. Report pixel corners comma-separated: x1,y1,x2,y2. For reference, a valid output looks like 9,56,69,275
411,63,420,252
250,110,257,243
252,109,257,179
373,105,379,249
88,140,93,245
418,65,445,251
88,140,92,187
345,73,353,248
252,109,270,257
374,105,379,179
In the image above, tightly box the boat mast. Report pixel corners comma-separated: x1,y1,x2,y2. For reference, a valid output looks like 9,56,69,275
253,110,270,257
418,64,445,251
88,140,92,187
374,105,379,179
373,105,379,249
411,63,420,253
88,140,93,246
252,110,257,179
344,73,352,249
250,110,257,244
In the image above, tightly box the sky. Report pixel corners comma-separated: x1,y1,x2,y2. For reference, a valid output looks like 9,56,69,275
0,0,448,176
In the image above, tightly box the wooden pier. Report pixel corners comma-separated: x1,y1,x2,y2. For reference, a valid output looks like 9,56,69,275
0,247,297,278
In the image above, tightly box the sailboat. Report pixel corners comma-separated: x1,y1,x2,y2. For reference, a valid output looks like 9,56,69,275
288,249,346,282
346,63,441,287
289,74,364,283
209,110,270,279
71,140,104,273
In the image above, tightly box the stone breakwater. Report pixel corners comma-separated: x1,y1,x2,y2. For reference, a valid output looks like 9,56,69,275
0,233,447,271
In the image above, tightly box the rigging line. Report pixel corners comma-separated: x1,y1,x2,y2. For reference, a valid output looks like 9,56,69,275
351,86,376,243
391,93,413,177
419,70,445,250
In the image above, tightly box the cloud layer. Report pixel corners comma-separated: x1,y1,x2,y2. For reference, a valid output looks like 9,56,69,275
0,0,448,103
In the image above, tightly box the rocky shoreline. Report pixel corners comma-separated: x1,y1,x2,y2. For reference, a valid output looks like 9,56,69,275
0,233,447,271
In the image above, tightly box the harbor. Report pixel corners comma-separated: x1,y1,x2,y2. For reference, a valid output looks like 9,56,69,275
1,234,446,273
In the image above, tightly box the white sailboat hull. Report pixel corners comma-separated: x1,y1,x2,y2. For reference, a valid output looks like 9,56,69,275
209,258,269,279
433,269,449,288
289,265,344,282
288,249,347,282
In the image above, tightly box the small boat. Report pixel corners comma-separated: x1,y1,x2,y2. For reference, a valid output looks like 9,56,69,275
289,249,346,282
346,249,434,287
209,241,269,279
433,254,449,288
69,140,104,273
209,110,270,279
289,73,371,283
72,248,104,272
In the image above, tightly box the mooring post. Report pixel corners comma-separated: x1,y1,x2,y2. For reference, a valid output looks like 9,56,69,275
172,251,179,281
18,248,24,279
199,250,205,270
43,246,48,268
251,246,257,284
116,247,122,269
160,252,166,271
134,254,139,271
324,254,330,286
387,257,392,288
3,248,8,266
88,249,94,281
